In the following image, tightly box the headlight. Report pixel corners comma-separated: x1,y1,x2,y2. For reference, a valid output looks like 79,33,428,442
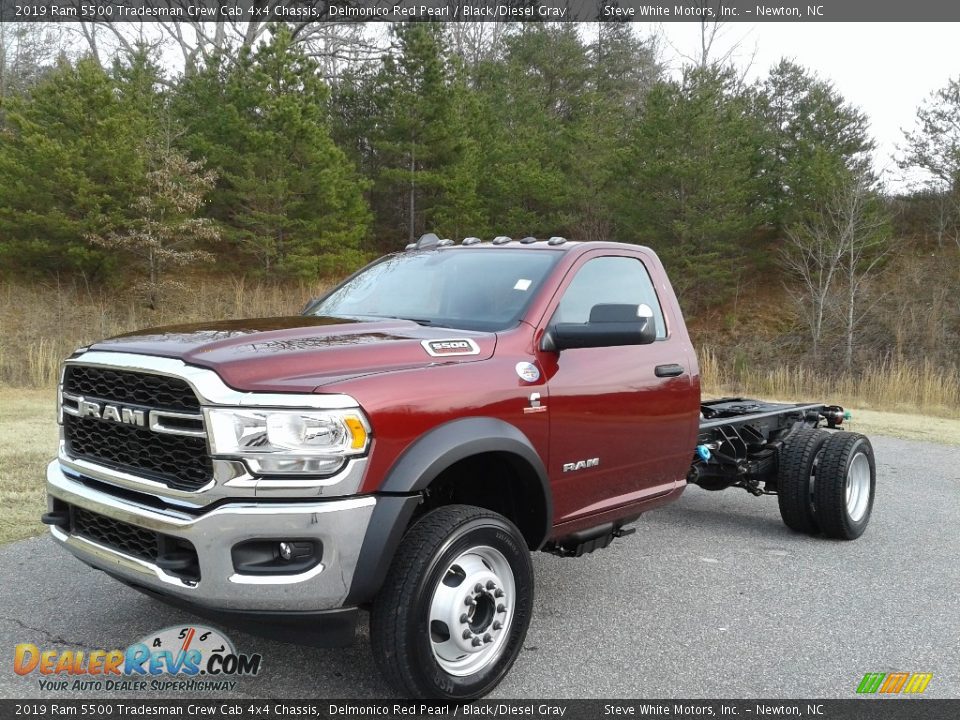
205,408,370,476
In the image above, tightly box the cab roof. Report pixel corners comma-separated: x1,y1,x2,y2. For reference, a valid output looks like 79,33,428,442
406,233,651,255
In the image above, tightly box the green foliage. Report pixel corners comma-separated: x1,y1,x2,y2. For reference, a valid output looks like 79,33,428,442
901,75,960,192
2,22,934,340
175,27,370,278
0,57,151,279
471,25,591,238
343,22,483,247
758,60,874,229
617,67,767,312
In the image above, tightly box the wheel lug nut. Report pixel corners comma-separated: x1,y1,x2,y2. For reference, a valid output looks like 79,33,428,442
497,604,507,613
474,583,483,593
486,581,496,590
462,630,472,640
472,637,482,647
493,621,502,630
483,633,493,643
464,597,475,606
494,589,504,598
460,613,469,623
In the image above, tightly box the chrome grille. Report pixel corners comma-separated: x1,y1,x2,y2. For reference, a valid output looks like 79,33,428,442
63,365,200,412
62,365,212,491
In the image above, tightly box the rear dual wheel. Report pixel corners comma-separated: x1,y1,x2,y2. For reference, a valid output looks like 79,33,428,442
777,426,828,534
777,428,876,539
815,432,876,539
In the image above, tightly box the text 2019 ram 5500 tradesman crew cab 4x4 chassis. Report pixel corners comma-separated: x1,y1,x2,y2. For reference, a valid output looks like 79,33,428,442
43,234,875,699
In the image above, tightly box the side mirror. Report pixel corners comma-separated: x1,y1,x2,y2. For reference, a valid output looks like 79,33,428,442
544,303,657,351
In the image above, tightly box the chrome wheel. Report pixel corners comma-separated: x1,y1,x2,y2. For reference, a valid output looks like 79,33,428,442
845,452,871,522
428,545,515,677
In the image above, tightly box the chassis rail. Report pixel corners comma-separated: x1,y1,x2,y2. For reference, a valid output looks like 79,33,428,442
690,397,847,495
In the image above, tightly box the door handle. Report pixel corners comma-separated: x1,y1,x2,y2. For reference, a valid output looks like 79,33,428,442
655,363,685,378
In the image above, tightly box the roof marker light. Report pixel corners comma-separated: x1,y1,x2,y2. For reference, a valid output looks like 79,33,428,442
415,232,441,249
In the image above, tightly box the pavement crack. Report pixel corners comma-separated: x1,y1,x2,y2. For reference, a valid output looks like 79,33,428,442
1,616,100,650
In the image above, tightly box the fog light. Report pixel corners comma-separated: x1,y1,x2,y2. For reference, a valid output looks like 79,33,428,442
232,539,321,575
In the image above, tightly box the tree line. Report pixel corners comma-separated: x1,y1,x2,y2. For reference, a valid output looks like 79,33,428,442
1,22,958,370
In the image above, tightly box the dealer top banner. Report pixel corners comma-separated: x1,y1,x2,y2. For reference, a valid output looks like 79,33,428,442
2,0,960,23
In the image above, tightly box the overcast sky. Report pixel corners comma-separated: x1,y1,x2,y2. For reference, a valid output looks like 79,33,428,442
652,21,960,192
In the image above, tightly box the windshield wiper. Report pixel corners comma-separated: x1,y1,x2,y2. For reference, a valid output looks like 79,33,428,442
402,317,442,327
361,314,444,327
323,313,448,328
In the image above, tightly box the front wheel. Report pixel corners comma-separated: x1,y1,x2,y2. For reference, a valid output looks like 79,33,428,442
370,505,534,699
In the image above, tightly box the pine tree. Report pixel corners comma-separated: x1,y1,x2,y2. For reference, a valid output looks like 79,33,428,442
472,25,590,238
0,57,149,278
362,22,484,246
759,60,874,229
175,27,370,278
618,67,767,313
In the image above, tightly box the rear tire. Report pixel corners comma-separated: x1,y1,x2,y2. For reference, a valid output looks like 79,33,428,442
370,504,534,699
814,432,876,540
777,426,829,534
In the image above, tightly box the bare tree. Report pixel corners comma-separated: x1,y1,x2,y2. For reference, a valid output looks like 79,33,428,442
444,22,510,75
71,18,387,78
0,23,66,99
781,205,845,364
71,21,167,68
833,176,891,371
89,145,220,309
929,189,960,251
781,172,890,369
659,3,757,82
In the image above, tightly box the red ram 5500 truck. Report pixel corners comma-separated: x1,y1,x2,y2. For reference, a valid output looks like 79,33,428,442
43,235,875,699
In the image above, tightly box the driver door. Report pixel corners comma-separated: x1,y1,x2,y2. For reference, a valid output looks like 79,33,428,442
536,252,696,524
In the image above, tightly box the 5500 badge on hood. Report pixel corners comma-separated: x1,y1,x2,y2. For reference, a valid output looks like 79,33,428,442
421,338,481,357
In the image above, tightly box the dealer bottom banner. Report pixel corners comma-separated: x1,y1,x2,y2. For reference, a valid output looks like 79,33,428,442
0,700,955,720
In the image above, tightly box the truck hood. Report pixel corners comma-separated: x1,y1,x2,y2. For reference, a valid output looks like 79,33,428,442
88,316,496,393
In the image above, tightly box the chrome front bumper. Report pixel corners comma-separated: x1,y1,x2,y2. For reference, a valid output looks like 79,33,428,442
46,460,376,612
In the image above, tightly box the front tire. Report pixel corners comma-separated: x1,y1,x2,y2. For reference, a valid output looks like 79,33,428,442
370,505,534,699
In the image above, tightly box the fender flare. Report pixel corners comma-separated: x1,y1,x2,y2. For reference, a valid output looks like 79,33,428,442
382,416,552,505
345,418,553,605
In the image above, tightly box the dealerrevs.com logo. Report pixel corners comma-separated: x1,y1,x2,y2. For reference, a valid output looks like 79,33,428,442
14,625,262,693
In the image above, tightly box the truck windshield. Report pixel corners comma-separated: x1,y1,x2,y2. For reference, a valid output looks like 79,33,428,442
307,249,560,331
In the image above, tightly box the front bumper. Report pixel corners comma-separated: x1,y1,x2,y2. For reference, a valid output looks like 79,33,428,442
46,460,376,613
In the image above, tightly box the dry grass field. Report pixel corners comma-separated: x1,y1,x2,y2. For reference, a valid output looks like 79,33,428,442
0,278,330,387
0,388,57,545
699,347,960,418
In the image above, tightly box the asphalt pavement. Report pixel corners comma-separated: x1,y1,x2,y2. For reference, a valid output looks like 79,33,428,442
1,435,957,699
